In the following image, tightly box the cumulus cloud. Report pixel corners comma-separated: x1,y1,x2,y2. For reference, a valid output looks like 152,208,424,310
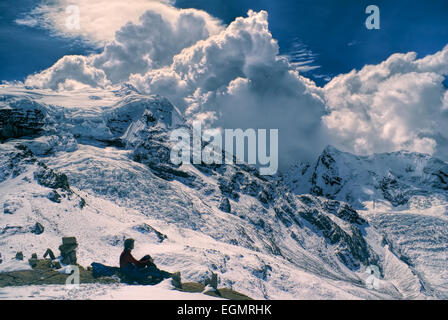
92,8,222,83
15,0,221,45
130,10,328,167
25,3,223,89
21,5,448,166
25,55,110,90
323,46,448,159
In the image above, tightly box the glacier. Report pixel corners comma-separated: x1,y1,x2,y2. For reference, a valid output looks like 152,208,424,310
0,84,446,299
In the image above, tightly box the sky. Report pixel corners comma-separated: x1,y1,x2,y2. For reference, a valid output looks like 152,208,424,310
1,0,447,85
0,0,447,168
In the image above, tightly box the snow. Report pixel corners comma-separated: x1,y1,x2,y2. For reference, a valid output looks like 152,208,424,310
286,145,448,299
0,280,223,300
0,259,32,273
0,85,445,300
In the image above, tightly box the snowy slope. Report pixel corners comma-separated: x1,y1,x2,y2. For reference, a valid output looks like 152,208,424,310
0,280,224,300
0,85,435,299
286,145,448,298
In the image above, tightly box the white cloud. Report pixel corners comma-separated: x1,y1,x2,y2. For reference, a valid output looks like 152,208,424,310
25,4,223,89
21,5,448,166
323,46,448,159
130,10,328,167
15,0,222,45
25,55,110,90
92,8,222,83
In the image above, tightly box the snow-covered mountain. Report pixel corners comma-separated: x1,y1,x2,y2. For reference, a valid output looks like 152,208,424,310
286,145,448,298
0,84,441,299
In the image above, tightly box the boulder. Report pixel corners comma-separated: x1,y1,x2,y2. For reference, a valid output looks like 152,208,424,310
47,190,62,203
28,258,38,268
218,197,231,213
204,272,218,290
171,272,182,289
15,252,24,261
30,222,44,235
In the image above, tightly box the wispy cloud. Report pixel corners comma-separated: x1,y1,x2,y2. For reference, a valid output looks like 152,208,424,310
283,38,320,73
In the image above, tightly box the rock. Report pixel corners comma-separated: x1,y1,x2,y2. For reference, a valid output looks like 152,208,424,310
30,222,44,235
28,258,38,268
31,253,37,259
0,252,3,264
79,197,86,209
133,224,168,243
59,237,78,265
204,272,218,290
15,252,24,260
0,108,45,142
34,164,70,191
218,197,231,213
3,202,19,215
43,248,56,260
62,237,77,246
47,190,62,203
171,272,182,289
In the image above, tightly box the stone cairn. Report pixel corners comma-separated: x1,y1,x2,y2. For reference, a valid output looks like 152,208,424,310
59,237,78,265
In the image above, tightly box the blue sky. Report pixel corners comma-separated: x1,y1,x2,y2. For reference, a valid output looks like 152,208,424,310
1,0,447,86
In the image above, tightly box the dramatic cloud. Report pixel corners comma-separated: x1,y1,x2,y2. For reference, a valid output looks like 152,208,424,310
25,3,223,89
15,0,221,45
21,5,448,166
25,55,110,90
130,10,328,167
323,46,448,159
92,8,222,83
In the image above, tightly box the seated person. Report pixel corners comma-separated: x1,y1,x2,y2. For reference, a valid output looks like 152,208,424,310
119,238,171,284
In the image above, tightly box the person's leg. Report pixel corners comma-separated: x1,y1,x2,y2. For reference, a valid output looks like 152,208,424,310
122,264,148,283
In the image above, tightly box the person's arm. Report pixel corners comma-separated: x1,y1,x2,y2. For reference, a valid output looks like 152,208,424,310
127,251,149,267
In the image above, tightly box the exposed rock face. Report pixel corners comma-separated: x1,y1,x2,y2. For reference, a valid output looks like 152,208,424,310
218,197,231,213
286,145,448,209
274,194,378,270
34,163,70,191
133,223,168,243
0,109,44,142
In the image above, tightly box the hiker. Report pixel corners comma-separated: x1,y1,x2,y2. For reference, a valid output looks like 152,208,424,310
119,238,171,284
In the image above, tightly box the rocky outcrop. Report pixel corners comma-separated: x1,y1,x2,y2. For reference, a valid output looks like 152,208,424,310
286,145,448,209
0,109,44,142
274,194,378,270
218,197,231,213
30,222,44,235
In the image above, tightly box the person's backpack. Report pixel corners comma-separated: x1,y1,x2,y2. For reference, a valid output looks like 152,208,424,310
91,262,119,278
